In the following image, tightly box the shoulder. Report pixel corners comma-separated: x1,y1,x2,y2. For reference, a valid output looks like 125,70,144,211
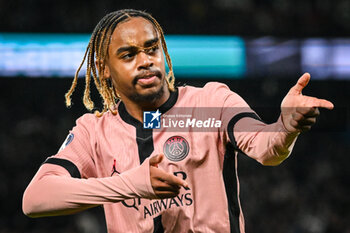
76,111,116,124
178,82,242,105
202,82,233,94
71,112,119,142
179,82,246,106
178,82,232,95
75,111,115,131
76,113,98,126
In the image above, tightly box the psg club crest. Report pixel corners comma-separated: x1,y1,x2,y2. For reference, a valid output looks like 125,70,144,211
163,136,190,162
143,110,161,129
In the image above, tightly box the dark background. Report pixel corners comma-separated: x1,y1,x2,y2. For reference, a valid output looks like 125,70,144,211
0,0,349,233
2,0,350,37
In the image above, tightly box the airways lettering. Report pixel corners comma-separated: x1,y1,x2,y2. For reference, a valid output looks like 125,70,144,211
121,171,193,218
144,193,193,218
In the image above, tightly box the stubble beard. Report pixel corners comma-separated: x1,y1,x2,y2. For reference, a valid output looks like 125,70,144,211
129,79,166,103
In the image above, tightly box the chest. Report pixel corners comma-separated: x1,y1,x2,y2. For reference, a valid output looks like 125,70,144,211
93,125,223,177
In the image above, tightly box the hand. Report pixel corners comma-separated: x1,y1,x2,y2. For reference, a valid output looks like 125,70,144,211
281,73,334,133
149,154,188,199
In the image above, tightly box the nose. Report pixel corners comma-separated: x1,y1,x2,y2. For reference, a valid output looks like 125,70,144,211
137,51,153,70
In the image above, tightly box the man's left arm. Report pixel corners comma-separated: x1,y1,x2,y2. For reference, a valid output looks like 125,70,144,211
229,73,334,165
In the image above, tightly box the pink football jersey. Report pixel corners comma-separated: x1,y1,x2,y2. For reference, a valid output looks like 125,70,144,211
23,82,298,233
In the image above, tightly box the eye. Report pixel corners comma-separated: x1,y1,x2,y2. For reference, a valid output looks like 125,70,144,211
145,45,159,54
121,52,135,60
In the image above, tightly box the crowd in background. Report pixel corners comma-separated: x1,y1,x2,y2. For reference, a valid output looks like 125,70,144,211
1,0,350,37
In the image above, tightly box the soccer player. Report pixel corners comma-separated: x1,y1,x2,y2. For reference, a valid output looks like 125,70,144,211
22,9,334,233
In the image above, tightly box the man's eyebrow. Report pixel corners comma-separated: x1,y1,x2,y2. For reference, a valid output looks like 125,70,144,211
144,37,159,47
116,46,135,55
116,38,159,55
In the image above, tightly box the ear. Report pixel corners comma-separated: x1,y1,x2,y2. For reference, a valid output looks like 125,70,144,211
103,64,111,80
95,60,111,80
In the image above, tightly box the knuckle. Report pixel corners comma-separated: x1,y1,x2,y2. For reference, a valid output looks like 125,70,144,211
303,126,312,132
290,120,299,128
309,117,317,124
295,115,304,122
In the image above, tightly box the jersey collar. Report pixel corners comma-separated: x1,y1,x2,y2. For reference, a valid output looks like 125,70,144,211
118,88,179,127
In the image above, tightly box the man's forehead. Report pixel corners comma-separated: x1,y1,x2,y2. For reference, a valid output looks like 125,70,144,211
110,17,158,46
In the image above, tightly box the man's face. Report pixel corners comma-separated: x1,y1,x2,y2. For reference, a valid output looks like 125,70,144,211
104,17,167,103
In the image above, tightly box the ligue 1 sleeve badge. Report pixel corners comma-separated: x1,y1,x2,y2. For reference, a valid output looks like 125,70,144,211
58,133,74,152
163,136,190,162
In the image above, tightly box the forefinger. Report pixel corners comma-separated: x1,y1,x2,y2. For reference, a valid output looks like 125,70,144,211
304,96,334,110
160,172,188,188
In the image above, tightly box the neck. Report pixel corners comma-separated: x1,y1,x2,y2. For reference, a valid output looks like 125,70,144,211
120,85,170,123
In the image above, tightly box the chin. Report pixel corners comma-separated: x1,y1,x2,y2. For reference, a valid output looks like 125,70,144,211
131,83,165,103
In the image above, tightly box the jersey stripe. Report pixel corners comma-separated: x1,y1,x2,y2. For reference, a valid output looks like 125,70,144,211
223,143,241,233
136,128,154,163
153,215,164,233
43,157,81,178
225,112,264,232
118,102,154,163
118,90,179,232
227,112,263,151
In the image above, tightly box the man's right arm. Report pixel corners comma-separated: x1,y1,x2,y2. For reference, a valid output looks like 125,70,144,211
22,157,156,217
23,113,187,218
22,154,187,218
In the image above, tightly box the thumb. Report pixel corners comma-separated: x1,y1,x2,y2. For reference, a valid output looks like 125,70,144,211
289,73,310,95
150,154,164,167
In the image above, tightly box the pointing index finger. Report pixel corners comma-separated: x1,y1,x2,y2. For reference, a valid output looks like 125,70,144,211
304,96,334,110
314,99,334,110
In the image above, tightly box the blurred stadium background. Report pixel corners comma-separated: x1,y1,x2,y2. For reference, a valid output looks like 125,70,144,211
0,0,349,232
